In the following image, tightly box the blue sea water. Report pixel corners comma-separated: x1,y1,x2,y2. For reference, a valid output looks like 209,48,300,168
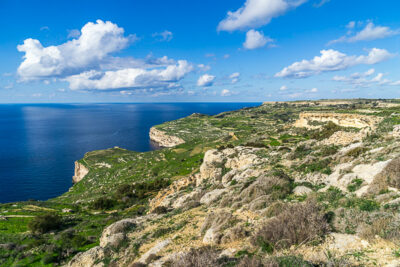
0,103,260,203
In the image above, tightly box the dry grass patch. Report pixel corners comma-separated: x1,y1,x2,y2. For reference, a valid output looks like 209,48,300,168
251,200,329,251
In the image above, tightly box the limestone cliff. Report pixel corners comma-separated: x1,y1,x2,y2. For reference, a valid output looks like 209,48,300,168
149,127,185,148
294,112,382,129
72,161,89,183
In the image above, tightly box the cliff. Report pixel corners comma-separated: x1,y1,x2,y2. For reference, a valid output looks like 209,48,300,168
294,112,382,129
72,161,89,183
149,127,185,147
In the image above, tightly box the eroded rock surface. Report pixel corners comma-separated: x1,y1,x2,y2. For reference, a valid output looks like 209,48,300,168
72,161,89,183
149,127,185,147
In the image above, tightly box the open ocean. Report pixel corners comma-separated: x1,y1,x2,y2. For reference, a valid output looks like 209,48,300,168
0,103,260,203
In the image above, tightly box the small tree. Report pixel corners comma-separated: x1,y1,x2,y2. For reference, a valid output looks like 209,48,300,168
28,213,63,234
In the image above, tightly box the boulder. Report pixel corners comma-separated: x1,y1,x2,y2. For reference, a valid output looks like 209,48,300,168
100,219,136,248
293,186,313,196
200,189,227,206
66,246,105,267
138,239,171,264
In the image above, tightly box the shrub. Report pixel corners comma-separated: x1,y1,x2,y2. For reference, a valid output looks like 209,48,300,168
290,145,312,159
91,197,116,210
347,178,363,192
237,256,271,267
319,145,339,157
297,158,332,175
28,213,63,234
42,253,58,265
171,246,221,267
345,146,367,157
380,157,400,189
309,122,341,141
357,199,380,212
317,187,344,208
361,217,400,241
251,200,329,251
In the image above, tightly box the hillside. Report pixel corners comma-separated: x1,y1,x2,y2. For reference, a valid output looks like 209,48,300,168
2,99,400,266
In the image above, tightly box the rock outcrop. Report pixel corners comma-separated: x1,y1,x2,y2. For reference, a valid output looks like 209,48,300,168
149,127,185,148
72,161,89,183
100,219,136,248
294,112,382,129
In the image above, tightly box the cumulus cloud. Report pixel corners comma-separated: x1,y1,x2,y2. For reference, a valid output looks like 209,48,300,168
221,89,232,96
329,22,400,44
17,20,196,92
275,48,393,78
152,30,173,42
332,68,400,87
218,0,306,32
229,72,240,83
197,74,216,87
198,64,211,72
17,20,134,81
243,29,272,49
280,85,288,90
65,60,193,90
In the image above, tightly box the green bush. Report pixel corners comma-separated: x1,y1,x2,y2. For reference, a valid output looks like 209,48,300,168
317,187,344,208
28,213,63,234
91,197,116,210
297,158,332,175
309,122,341,141
347,178,363,192
345,146,367,157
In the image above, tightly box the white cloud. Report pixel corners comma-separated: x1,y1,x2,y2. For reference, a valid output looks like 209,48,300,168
198,64,211,72
65,60,193,90
280,85,288,90
346,21,356,29
67,29,81,39
313,0,330,8
329,22,400,44
221,89,232,96
17,20,134,81
243,29,272,50
275,48,393,78
223,54,231,59
17,20,197,92
218,0,306,32
391,80,400,86
309,87,318,92
197,74,216,87
332,68,400,88
152,30,173,42
120,90,132,95
229,72,240,83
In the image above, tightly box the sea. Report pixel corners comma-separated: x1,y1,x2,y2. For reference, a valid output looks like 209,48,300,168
0,103,260,203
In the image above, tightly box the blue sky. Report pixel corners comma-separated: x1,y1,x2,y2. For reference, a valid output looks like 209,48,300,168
0,0,399,103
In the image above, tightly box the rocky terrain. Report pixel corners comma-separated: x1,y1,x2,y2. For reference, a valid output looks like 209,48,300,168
2,99,400,266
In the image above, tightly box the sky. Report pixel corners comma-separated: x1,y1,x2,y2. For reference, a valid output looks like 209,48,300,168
0,0,399,103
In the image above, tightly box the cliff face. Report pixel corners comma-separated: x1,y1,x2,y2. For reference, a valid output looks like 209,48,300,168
72,161,89,183
294,112,382,129
149,127,185,148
